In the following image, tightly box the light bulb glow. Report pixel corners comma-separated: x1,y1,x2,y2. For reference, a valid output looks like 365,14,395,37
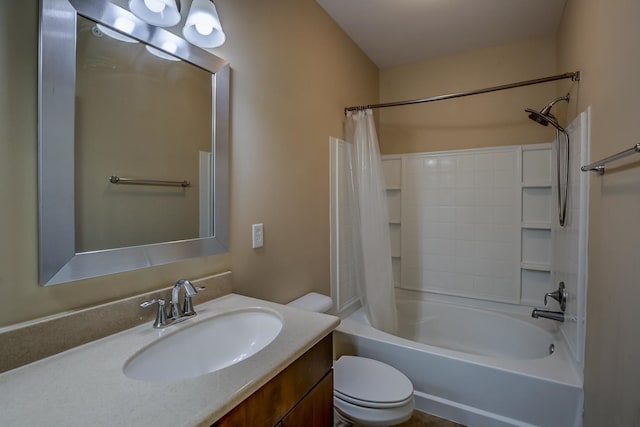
195,22,214,36
129,0,180,27
161,41,177,54
144,0,166,13
113,17,136,34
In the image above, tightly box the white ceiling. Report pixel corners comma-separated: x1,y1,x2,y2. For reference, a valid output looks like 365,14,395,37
316,0,566,68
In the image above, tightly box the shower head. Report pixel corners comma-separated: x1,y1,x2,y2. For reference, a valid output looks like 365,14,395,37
525,93,570,132
525,109,564,131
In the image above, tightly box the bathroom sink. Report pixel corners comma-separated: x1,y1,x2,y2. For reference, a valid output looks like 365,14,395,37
123,308,283,382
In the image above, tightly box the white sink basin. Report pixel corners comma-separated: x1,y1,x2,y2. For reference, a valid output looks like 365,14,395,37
123,308,283,382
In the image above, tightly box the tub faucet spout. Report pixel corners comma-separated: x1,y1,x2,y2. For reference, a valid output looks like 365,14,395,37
531,308,564,322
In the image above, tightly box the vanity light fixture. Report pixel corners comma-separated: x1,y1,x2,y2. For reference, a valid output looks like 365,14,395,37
128,0,226,49
183,0,226,48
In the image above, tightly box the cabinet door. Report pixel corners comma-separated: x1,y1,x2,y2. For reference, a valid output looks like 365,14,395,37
281,371,333,427
213,335,332,427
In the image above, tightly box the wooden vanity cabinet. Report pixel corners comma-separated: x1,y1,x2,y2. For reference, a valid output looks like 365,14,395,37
213,334,333,427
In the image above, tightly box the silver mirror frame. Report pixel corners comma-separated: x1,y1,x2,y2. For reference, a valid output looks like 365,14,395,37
38,0,230,286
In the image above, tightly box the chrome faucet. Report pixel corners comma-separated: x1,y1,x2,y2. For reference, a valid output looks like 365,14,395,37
140,279,205,328
170,279,199,319
531,308,564,322
544,281,567,311
531,281,568,323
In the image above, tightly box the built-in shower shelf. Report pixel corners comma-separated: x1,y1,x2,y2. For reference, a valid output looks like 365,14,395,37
383,157,404,278
521,262,551,272
520,144,554,306
521,222,552,230
521,181,552,188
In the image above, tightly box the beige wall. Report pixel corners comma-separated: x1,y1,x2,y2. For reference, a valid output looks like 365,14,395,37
378,36,561,154
557,1,640,425
213,0,377,304
0,0,377,326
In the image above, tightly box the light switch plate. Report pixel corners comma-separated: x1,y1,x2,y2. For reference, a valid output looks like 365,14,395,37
252,223,264,248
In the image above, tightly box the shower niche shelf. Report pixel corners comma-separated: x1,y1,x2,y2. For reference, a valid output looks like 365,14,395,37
389,223,401,258
521,182,552,188
521,262,551,272
382,158,402,189
386,188,402,225
383,156,403,285
520,144,553,305
521,222,552,230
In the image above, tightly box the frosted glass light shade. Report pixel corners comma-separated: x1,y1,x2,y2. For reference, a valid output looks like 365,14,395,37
95,24,139,43
183,0,226,48
145,45,181,61
129,0,181,27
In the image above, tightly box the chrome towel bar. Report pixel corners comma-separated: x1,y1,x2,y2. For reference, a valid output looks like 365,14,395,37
581,143,640,175
109,176,190,187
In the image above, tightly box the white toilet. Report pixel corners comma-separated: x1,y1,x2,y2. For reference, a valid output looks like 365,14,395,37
287,293,415,426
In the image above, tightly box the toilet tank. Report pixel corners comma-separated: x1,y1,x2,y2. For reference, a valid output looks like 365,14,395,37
287,292,333,313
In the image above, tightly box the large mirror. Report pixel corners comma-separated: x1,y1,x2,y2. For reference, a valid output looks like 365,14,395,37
39,0,230,286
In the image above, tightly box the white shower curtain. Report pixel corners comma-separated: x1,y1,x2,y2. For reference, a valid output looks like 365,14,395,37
345,109,398,334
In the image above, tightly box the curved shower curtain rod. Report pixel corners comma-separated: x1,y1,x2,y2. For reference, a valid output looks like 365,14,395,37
344,71,581,114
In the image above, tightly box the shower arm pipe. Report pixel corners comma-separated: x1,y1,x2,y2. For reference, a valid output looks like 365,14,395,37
580,143,640,175
344,71,581,114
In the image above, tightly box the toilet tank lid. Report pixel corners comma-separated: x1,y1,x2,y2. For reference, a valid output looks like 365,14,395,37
286,292,333,313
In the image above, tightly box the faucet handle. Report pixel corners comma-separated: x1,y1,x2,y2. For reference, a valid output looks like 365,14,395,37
140,298,168,329
544,282,567,312
182,286,205,316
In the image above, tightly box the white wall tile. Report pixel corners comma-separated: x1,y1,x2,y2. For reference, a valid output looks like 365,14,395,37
475,153,495,170
456,172,475,188
401,147,521,303
437,189,456,206
474,171,495,188
456,155,475,170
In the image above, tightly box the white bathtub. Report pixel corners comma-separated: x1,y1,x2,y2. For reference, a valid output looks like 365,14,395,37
335,298,583,427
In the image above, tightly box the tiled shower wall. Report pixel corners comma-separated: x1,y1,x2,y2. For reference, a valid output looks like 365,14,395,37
383,143,557,307
399,147,522,303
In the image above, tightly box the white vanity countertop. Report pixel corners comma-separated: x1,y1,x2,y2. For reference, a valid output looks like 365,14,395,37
0,294,340,427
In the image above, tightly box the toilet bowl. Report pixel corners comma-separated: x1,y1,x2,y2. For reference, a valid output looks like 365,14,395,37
287,293,415,426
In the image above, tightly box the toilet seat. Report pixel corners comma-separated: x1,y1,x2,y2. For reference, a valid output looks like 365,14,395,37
334,389,413,409
334,394,415,426
333,356,414,408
